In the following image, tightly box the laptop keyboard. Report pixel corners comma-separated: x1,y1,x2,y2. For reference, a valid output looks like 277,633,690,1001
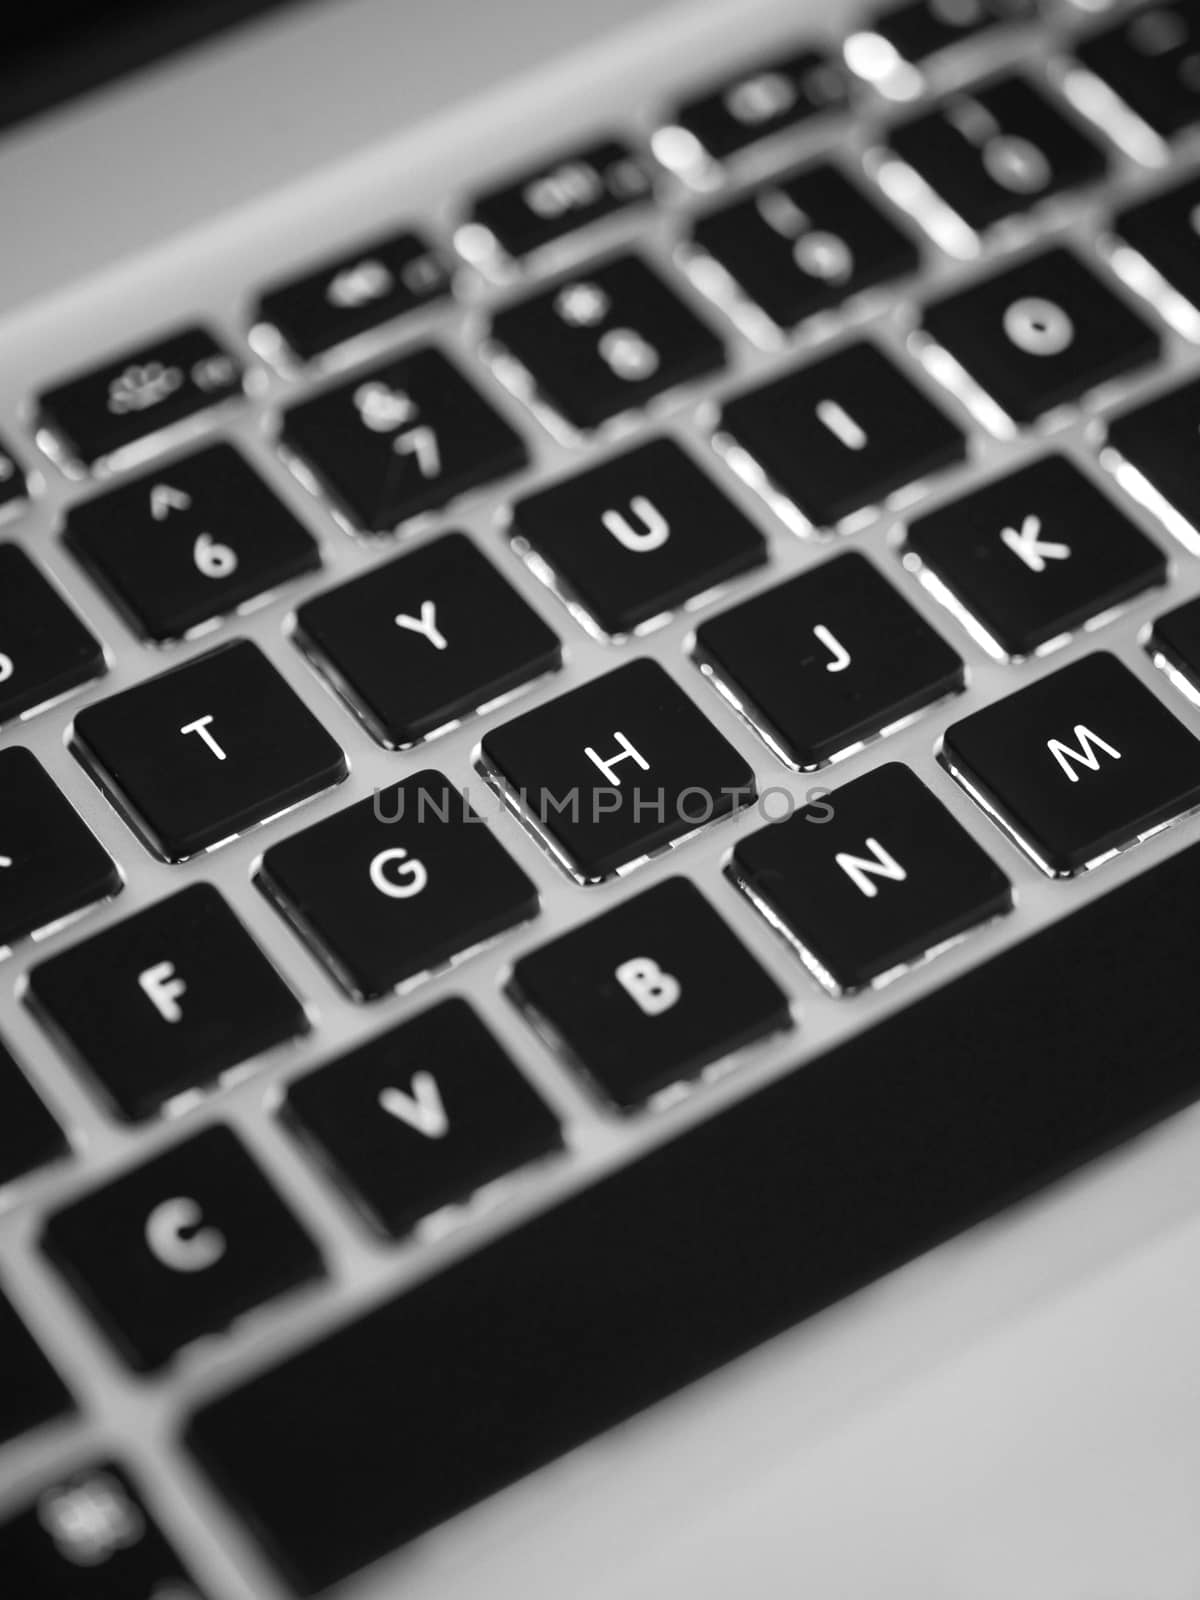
9,0,1200,1592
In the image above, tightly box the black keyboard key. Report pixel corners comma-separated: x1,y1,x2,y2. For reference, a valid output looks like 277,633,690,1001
1,1463,207,1596
1107,375,1200,551
510,437,766,637
906,456,1166,658
490,254,725,433
0,546,105,726
695,551,963,769
692,163,920,336
1115,175,1200,324
0,1289,72,1444
256,229,451,362
1149,594,1200,699
26,883,308,1120
65,443,321,642
923,246,1160,427
732,763,1010,993
296,531,561,746
286,999,561,1237
282,346,527,535
1076,3,1200,140
720,340,964,530
859,0,1033,65
43,1125,321,1371
511,878,790,1109
73,639,347,861
464,138,653,262
481,658,756,882
0,747,121,950
185,832,1200,1596
889,77,1106,234
943,652,1200,875
0,434,28,519
258,773,538,1000
0,1034,67,1189
661,48,846,168
37,326,244,473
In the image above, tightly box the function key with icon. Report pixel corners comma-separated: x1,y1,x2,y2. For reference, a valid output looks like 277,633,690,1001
460,137,654,265
36,326,245,473
282,346,528,534
255,228,451,363
0,1463,209,1597
656,48,846,177
490,254,725,433
850,0,1035,73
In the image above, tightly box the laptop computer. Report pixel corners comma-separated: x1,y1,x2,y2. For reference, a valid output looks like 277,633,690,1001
5,0,1200,1594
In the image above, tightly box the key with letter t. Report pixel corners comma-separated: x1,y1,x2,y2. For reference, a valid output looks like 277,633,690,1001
72,639,347,859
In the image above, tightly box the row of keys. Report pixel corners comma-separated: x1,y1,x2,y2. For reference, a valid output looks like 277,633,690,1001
7,63,1132,485
0,434,1186,958
14,626,1200,1140
0,237,1170,726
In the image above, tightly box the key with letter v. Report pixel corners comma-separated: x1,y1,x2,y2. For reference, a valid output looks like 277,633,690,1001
285,1000,561,1238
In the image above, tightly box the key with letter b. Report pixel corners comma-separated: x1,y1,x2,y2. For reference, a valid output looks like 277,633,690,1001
942,653,1200,875
512,878,790,1108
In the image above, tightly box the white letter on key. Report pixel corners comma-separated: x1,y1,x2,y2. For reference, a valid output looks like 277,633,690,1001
180,715,226,761
394,600,447,651
615,957,681,1016
835,837,907,899
584,731,650,786
139,962,187,1023
379,1072,449,1139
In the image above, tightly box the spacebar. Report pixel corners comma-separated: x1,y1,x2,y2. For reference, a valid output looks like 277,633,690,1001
187,842,1200,1595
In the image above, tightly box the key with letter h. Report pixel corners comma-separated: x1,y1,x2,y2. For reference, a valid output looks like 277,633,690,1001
731,763,1011,993
942,652,1200,875
480,658,756,882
